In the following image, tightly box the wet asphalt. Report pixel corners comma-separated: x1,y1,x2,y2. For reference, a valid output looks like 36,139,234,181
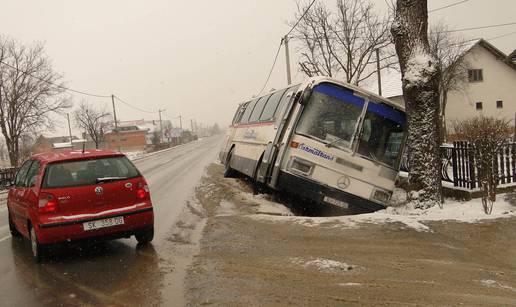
0,136,222,306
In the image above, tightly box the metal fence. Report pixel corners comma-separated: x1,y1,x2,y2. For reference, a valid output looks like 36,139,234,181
0,167,17,188
402,141,516,190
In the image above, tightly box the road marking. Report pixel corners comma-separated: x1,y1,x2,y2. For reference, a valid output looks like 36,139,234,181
0,235,11,243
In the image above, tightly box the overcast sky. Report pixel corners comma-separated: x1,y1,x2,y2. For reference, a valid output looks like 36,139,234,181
0,0,514,137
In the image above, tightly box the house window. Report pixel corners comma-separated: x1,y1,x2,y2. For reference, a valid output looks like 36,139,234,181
468,69,483,82
476,102,483,110
496,100,503,109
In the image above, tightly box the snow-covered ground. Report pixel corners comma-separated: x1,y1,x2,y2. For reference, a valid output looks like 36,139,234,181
246,188,516,233
124,151,145,161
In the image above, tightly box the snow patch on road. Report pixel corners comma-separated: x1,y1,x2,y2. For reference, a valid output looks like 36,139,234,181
251,194,294,216
249,193,516,232
216,200,236,217
338,282,362,287
479,279,516,292
236,190,294,216
292,257,364,274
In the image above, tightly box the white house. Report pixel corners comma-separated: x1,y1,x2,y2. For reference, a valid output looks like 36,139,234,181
373,39,516,133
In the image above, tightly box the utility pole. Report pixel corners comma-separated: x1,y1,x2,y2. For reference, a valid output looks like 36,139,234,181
66,113,73,148
284,36,292,85
178,115,183,130
376,48,382,96
190,119,194,132
111,95,118,131
111,94,121,152
158,109,164,144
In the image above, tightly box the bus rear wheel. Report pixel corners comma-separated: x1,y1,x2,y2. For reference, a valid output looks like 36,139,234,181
252,159,265,195
223,150,237,178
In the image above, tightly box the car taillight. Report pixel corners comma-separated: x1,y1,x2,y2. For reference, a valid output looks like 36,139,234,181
39,193,58,213
136,181,150,200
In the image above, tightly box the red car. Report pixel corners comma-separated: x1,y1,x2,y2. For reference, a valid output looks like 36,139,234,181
7,150,154,261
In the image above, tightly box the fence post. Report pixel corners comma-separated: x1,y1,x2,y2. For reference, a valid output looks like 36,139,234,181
506,146,511,184
499,147,506,185
512,143,516,182
452,141,459,187
468,142,476,189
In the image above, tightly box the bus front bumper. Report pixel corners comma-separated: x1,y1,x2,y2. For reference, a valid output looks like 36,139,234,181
277,171,385,214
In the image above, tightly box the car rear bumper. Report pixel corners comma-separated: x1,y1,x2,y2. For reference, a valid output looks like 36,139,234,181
36,207,154,244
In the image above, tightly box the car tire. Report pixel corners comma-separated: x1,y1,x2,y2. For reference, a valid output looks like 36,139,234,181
223,149,237,178
8,211,21,237
135,226,154,245
30,227,44,262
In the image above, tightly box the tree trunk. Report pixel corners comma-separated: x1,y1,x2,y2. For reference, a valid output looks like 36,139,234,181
7,138,19,167
391,0,442,208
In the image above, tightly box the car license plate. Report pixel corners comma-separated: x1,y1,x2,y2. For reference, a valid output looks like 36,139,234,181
323,196,349,209
83,216,124,231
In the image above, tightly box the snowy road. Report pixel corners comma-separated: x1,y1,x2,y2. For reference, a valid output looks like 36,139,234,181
0,135,223,306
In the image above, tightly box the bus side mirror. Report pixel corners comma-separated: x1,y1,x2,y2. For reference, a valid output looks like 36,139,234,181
299,88,312,105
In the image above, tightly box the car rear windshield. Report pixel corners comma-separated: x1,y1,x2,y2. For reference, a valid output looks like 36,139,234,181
42,156,140,188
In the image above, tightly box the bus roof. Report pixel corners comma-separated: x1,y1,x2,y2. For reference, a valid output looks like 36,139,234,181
239,76,404,112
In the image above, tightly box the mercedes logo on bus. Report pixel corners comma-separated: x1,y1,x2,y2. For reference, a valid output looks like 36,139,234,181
95,186,104,195
337,175,351,189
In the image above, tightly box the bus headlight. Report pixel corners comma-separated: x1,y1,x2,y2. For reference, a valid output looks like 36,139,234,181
289,157,314,176
372,189,392,204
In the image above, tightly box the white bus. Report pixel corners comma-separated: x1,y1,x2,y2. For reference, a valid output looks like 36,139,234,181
220,77,406,213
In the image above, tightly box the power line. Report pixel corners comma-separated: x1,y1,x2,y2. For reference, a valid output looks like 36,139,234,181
485,30,516,41
256,0,316,95
445,22,516,33
0,60,111,98
429,0,470,13
286,0,317,38
257,40,283,96
113,95,159,114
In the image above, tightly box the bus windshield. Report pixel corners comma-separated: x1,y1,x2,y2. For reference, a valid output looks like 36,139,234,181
295,83,406,169
356,102,406,168
295,83,365,149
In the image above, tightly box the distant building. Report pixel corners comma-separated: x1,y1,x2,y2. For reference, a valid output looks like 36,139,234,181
369,39,516,133
104,126,147,152
107,119,174,144
32,135,86,154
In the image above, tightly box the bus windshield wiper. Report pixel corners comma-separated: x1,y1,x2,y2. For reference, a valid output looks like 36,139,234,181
325,137,346,148
96,176,127,183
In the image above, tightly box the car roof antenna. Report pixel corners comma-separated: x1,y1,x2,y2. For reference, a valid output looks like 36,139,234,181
82,140,86,154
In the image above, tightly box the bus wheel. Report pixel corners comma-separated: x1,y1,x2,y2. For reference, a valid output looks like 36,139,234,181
252,159,265,195
223,150,236,178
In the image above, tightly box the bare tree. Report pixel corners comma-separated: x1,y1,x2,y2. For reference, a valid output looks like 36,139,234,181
73,101,110,149
429,23,470,141
291,0,395,85
0,37,70,166
391,0,441,209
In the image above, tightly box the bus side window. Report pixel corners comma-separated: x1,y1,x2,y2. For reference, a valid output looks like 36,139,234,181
273,85,300,119
240,98,259,124
233,102,248,124
248,94,272,123
260,89,287,121
231,105,241,125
